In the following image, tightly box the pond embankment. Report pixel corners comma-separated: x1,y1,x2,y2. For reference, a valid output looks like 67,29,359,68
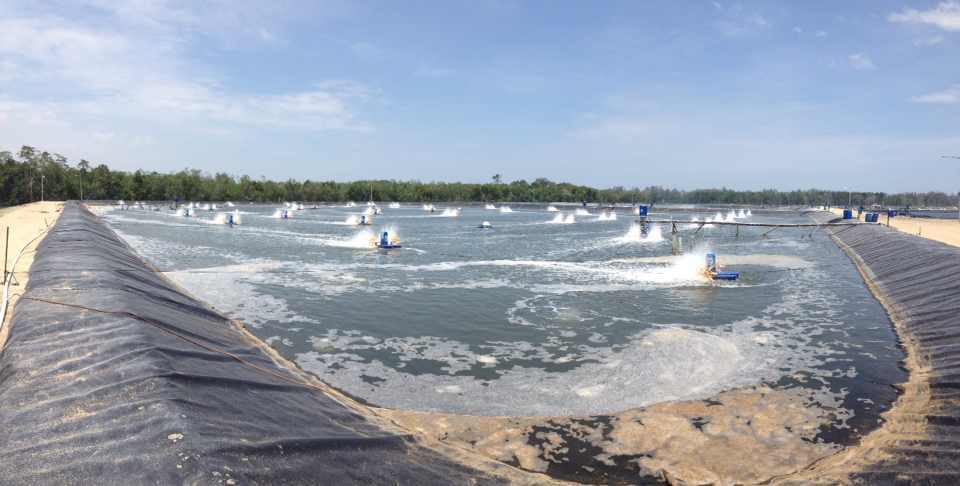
783,213,960,484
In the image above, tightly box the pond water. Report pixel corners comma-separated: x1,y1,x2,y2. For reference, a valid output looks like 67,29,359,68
99,203,905,442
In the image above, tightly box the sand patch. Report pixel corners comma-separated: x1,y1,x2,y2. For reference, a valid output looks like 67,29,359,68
0,201,63,349
829,207,960,247
380,385,842,484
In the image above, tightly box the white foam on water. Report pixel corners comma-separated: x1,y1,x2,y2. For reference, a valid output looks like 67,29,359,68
166,262,322,327
597,212,617,221
356,253,710,291
485,204,497,210
295,322,804,416
575,208,590,216
609,253,811,270
546,205,559,212
499,206,513,213
548,212,576,224
438,208,461,217
294,255,855,417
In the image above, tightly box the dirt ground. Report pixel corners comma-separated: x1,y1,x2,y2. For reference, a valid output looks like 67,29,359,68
0,201,64,349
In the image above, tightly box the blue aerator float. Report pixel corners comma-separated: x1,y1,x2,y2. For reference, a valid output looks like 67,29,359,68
705,251,739,281
376,231,402,249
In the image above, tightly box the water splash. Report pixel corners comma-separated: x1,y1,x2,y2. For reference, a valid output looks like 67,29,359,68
546,205,559,212
617,224,664,243
328,229,376,248
439,208,461,217
271,209,294,219
575,208,590,216
389,202,401,209
499,206,513,213
688,216,710,229
485,204,497,210
548,213,576,224
597,211,617,221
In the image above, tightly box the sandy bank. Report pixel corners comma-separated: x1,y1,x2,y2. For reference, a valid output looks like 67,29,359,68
829,207,960,247
0,201,63,349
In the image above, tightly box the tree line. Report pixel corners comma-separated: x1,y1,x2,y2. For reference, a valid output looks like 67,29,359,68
1,145,956,208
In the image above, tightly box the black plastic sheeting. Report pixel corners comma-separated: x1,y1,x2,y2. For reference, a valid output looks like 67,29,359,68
0,202,506,485
818,214,960,483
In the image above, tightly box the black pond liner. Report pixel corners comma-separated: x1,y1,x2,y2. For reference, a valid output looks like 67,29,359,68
0,202,506,485
813,212,960,484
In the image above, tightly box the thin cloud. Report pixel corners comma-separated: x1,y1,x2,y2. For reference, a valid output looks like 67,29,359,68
914,35,945,46
889,1,960,31
911,85,960,104
848,53,876,70
0,6,377,136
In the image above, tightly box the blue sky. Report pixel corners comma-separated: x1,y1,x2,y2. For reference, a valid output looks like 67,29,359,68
1,0,959,191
